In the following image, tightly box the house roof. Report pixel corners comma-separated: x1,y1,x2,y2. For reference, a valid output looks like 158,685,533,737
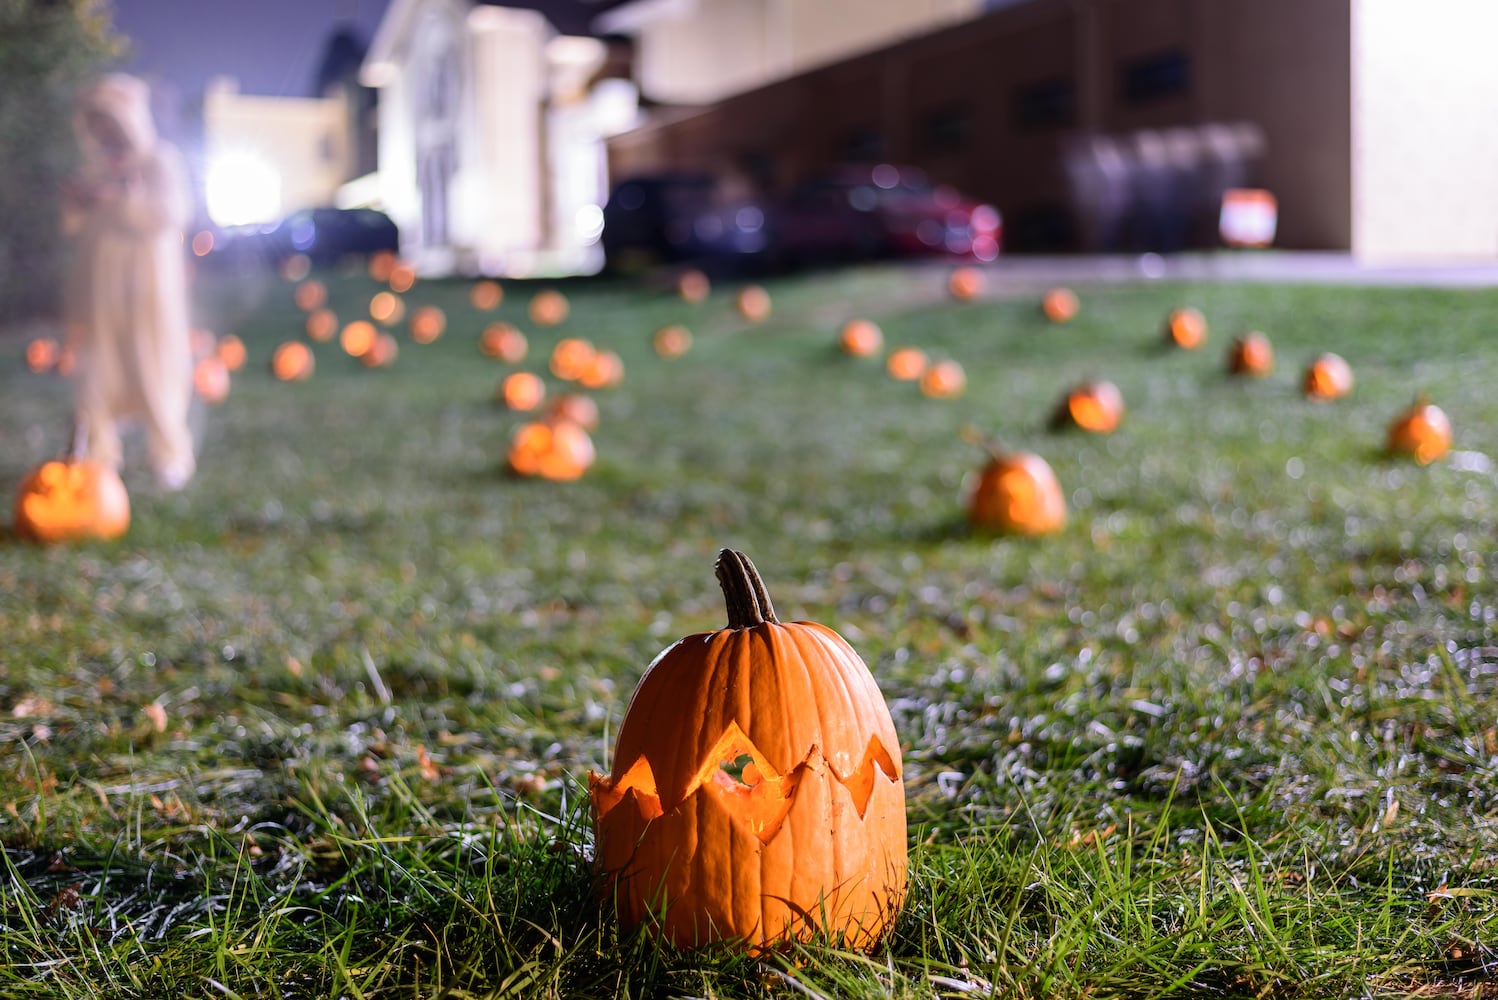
476,0,635,38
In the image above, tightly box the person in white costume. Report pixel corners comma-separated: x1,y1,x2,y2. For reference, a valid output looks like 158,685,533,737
62,73,195,491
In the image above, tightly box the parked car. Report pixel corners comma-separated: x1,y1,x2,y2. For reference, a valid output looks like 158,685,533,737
601,174,720,273
201,207,399,269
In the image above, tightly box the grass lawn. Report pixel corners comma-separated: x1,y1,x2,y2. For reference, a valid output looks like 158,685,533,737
2,260,1496,998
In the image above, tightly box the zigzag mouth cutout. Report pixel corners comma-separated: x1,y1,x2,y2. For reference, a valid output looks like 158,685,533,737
594,721,901,844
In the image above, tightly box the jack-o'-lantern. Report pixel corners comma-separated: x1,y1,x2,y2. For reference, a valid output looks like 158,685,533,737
1041,287,1079,323
306,308,338,342
1303,352,1353,401
550,338,596,381
736,285,771,322
1386,397,1451,464
529,289,570,327
470,279,503,311
579,349,624,389
361,333,399,368
369,292,404,326
293,279,326,312
919,359,966,399
1164,307,1207,349
25,337,59,373
368,250,397,283
654,324,693,358
271,341,314,381
1051,379,1124,434
838,320,882,357
410,305,446,344
967,448,1066,536
677,268,710,303
548,393,599,430
388,262,417,294
948,267,983,301
14,456,130,543
1227,331,1274,377
217,334,247,371
500,372,546,411
341,321,377,359
193,356,230,404
590,549,906,952
480,323,528,362
886,347,928,382
507,417,594,480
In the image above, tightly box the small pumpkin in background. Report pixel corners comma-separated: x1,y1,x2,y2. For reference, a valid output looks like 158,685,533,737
736,285,771,322
500,371,546,411
410,305,446,344
216,334,247,371
368,250,397,282
24,337,60,373
193,356,231,404
1041,287,1079,323
470,279,503,311
1226,331,1274,377
480,322,528,362
1303,352,1353,401
948,266,983,301
590,549,906,953
279,253,312,282
579,349,624,389
653,324,693,358
14,455,130,543
1163,307,1207,349
967,446,1067,536
919,359,966,399
1386,397,1451,464
507,417,594,480
548,393,599,430
550,338,597,381
271,341,315,381
838,319,882,357
388,261,417,294
1051,379,1124,434
340,321,378,359
369,291,404,326
529,289,570,327
677,268,710,303
306,308,338,342
361,333,399,368
886,347,928,381
293,279,326,312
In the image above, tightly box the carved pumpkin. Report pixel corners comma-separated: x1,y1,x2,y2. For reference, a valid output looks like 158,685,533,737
1041,288,1079,323
1303,352,1353,401
306,308,338,342
548,393,599,430
550,338,597,381
886,347,928,382
470,279,503,311
590,549,906,952
967,449,1066,535
25,337,60,373
529,289,570,327
500,371,546,411
736,285,771,322
1051,379,1124,434
838,320,882,357
193,356,231,404
1226,331,1274,377
368,250,397,283
1163,307,1207,349
654,325,693,358
507,417,594,480
919,359,966,399
271,341,314,381
361,333,399,368
410,305,446,344
340,321,377,359
480,322,528,362
217,334,247,372
1386,398,1451,464
677,268,710,303
948,266,983,301
14,457,130,543
388,262,417,294
369,291,404,326
579,349,624,390
293,279,326,312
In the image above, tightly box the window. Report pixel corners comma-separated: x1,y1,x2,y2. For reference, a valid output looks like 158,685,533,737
921,103,973,153
1013,78,1076,129
1121,50,1191,103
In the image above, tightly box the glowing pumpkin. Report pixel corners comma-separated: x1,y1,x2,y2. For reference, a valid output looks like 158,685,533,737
470,279,503,311
507,418,594,480
481,323,528,362
967,449,1066,536
838,320,882,357
1164,307,1207,349
579,349,624,389
529,289,570,327
369,292,404,326
590,549,906,952
1051,379,1124,434
886,347,928,382
293,280,326,312
13,457,130,543
548,393,599,430
279,254,311,282
677,268,710,303
306,308,338,342
193,356,231,404
25,337,59,373
341,321,377,359
1303,352,1353,401
1041,287,1079,323
410,305,446,344
388,262,417,294
948,266,983,301
550,338,597,381
271,341,314,381
1227,331,1274,377
368,250,397,283
919,359,966,399
361,333,399,368
654,324,693,358
736,285,771,322
217,334,247,372
500,372,546,411
1386,398,1451,464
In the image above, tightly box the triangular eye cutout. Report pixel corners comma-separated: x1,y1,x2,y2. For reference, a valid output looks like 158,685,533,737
692,721,802,845
831,735,901,819
592,755,664,821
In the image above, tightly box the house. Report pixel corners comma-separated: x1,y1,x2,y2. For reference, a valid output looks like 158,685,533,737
359,0,642,276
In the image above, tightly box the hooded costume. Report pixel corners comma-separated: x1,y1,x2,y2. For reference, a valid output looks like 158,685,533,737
65,73,195,489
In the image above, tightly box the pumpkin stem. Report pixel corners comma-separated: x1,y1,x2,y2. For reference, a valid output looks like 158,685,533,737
716,549,780,628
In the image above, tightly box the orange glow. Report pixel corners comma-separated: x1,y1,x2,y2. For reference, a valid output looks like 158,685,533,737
548,393,599,430
1387,400,1452,464
654,324,693,358
1303,353,1353,401
191,230,215,257
24,337,59,373
217,334,247,372
388,262,417,294
193,356,231,404
948,267,983,301
1058,380,1124,433
677,268,710,303
1164,307,1207,349
361,333,399,368
838,320,882,357
508,419,595,480
736,285,771,322
13,458,131,543
886,347,928,381
480,322,528,362
919,359,966,399
190,328,217,358
529,289,570,327
501,371,546,411
271,341,314,381
279,254,311,282
55,346,76,377
293,280,327,312
1042,287,1079,322
550,338,596,380
368,250,397,283
369,291,404,326
409,305,446,344
470,280,503,311
579,349,624,389
967,451,1066,536
341,321,377,358
1227,332,1274,376
305,308,338,342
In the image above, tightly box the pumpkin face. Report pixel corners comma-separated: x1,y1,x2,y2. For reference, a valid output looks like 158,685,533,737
14,458,130,543
507,418,594,480
410,305,446,344
886,347,929,381
654,324,693,358
529,290,570,327
838,320,882,357
25,337,60,373
361,333,399,368
480,322,528,362
1042,287,1079,323
1387,399,1451,464
967,450,1066,535
470,279,503,311
1052,379,1124,433
500,371,546,411
1164,307,1207,349
1227,332,1274,376
271,341,314,381
293,280,326,312
341,321,377,359
306,308,338,342
1303,352,1353,401
948,266,983,301
217,334,247,371
919,359,966,399
590,550,906,952
193,356,231,404
736,285,771,322
548,393,599,430
550,338,597,381
677,269,710,303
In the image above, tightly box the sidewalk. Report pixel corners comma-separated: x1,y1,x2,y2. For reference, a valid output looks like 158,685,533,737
985,251,1498,289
